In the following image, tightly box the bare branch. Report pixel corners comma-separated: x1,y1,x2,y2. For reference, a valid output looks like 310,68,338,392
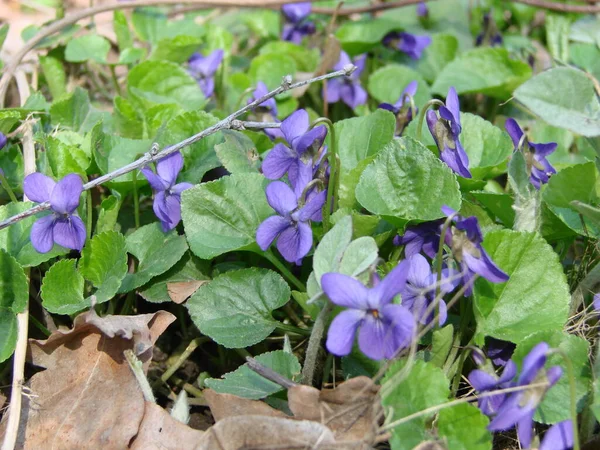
245,357,297,389
0,67,355,231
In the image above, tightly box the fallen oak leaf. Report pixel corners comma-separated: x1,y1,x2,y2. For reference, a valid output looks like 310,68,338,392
0,310,175,450
204,389,287,422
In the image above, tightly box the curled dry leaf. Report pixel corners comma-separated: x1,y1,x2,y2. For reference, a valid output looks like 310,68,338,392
198,415,336,450
204,389,287,422
0,309,175,450
129,402,204,450
288,376,381,442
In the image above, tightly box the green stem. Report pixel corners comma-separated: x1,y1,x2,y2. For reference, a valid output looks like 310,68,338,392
109,65,122,96
552,348,581,450
132,170,140,229
29,314,51,337
434,213,456,325
416,99,445,142
262,250,306,291
301,301,333,385
275,321,312,336
311,117,336,232
0,172,18,203
86,190,93,241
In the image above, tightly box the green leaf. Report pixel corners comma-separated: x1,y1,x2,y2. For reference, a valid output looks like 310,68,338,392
205,350,301,399
571,200,600,228
512,331,591,424
45,136,89,178
181,173,272,259
336,18,400,55
382,359,450,450
204,25,233,57
0,310,17,363
249,53,296,100
437,403,492,450
473,230,570,344
546,14,570,62
159,111,222,184
312,215,353,285
416,33,459,83
432,48,531,99
356,137,462,223
50,87,107,133
65,35,111,63
79,231,128,302
39,55,67,99
0,250,28,362
430,324,454,368
138,252,210,303
118,223,188,293
113,96,143,139
215,130,261,174
131,7,168,44
93,131,152,192
96,195,122,234
0,144,24,194
460,113,513,179
243,10,280,39
0,202,68,267
570,43,600,83
127,60,205,111
150,35,203,63
259,41,320,72
186,268,291,348
118,47,146,65
114,10,133,50
514,67,600,137
40,259,85,315
367,65,430,109
543,162,600,235
470,191,515,227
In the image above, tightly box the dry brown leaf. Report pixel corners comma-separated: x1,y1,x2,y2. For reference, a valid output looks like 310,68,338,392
204,389,287,422
167,280,207,304
129,402,205,450
0,310,174,450
198,415,337,450
288,376,380,442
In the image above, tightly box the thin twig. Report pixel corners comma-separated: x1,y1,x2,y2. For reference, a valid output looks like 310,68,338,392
0,66,355,231
245,356,298,389
510,0,600,13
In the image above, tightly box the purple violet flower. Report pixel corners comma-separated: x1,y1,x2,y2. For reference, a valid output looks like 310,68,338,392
442,205,509,295
488,342,562,449
505,118,557,189
540,420,574,450
475,13,503,47
281,2,315,44
400,254,458,326
261,109,327,185
188,49,224,98
23,173,86,253
469,359,517,416
393,219,443,260
486,337,516,367
323,260,416,360
383,32,432,60
0,132,7,150
256,180,326,263
379,81,419,134
593,293,600,312
427,87,472,178
141,151,193,232
248,81,283,141
326,52,368,109
417,2,428,17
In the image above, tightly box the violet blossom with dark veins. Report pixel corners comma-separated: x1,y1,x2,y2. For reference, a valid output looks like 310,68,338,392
188,49,224,98
383,31,432,60
427,87,472,178
281,2,315,44
256,180,326,264
323,260,416,361
469,358,517,416
393,219,443,260
141,151,193,232
325,51,368,109
442,205,509,295
379,80,419,135
400,254,459,326
261,109,327,187
488,342,562,449
24,173,86,253
505,118,557,189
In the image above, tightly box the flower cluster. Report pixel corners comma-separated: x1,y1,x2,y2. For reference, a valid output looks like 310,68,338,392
505,118,557,189
188,49,224,98
326,51,367,109
24,173,86,253
256,109,328,263
383,31,432,60
378,80,419,135
469,342,568,450
427,87,472,178
281,2,315,44
141,151,193,232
